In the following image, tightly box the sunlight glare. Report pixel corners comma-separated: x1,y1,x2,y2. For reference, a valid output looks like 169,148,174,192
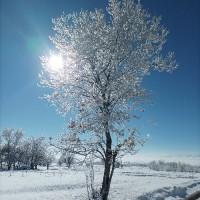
48,55,64,71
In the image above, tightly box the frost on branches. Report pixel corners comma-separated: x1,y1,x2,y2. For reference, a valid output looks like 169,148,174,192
39,0,177,199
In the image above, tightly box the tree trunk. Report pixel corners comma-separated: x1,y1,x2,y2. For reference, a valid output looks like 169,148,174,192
101,150,118,200
30,157,34,170
101,152,112,200
101,120,113,200
30,162,34,169
8,162,11,170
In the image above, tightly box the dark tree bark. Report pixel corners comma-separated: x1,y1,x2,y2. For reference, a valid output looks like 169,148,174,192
101,135,112,200
30,157,34,170
47,163,49,170
100,101,116,200
185,191,200,200
7,162,11,170
30,162,34,169
101,144,118,200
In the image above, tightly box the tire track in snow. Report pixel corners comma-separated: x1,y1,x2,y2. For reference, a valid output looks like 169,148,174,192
136,181,200,200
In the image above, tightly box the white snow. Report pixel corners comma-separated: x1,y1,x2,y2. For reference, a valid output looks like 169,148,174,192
0,162,200,200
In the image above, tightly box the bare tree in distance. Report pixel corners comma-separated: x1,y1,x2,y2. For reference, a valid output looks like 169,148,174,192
39,0,177,199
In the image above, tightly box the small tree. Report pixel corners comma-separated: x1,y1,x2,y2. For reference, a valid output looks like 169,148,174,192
58,150,75,168
28,136,47,169
39,0,177,199
17,140,31,167
43,149,55,170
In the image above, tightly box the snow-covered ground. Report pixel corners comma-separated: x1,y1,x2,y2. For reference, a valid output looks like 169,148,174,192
0,163,200,200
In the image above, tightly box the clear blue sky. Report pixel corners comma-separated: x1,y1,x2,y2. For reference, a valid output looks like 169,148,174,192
0,0,199,155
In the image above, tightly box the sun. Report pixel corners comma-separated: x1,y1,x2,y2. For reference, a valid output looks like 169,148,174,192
48,55,64,71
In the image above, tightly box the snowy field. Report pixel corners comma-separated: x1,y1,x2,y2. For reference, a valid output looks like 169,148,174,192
0,162,200,200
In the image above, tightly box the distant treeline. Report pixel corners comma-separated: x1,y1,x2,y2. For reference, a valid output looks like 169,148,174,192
0,129,54,170
124,160,200,173
148,160,200,173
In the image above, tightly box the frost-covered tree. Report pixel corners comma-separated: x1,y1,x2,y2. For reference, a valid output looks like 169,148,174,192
17,140,31,167
28,136,47,169
58,150,75,168
1,129,24,170
39,0,177,199
40,147,55,170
